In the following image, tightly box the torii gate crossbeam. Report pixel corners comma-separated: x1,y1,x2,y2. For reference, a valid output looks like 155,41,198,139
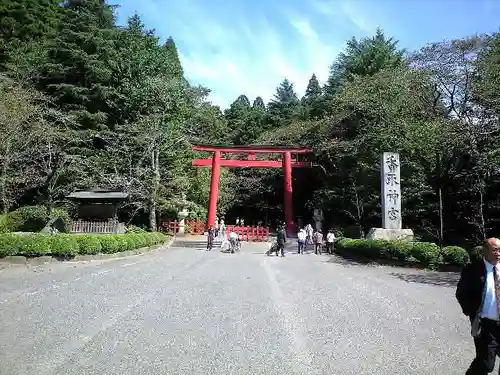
191,144,313,235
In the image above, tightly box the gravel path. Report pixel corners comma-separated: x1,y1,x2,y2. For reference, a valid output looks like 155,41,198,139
0,244,477,375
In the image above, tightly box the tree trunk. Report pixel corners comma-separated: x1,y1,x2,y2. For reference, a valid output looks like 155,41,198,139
0,141,10,214
149,147,160,231
438,186,444,248
478,179,486,240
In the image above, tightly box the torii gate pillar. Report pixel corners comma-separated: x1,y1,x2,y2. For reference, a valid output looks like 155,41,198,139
283,152,293,234
207,150,221,228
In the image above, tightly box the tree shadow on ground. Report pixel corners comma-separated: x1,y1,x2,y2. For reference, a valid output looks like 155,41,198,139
326,253,461,287
389,272,460,287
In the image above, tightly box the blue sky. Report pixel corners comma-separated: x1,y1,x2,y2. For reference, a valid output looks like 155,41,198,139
113,0,500,109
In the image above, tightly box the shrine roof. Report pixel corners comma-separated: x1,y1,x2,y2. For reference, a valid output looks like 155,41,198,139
66,190,128,200
192,144,312,154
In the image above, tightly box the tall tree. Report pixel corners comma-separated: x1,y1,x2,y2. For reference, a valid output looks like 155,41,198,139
36,0,118,131
301,73,325,119
325,28,405,97
163,36,183,78
252,96,266,110
0,0,62,78
267,78,300,127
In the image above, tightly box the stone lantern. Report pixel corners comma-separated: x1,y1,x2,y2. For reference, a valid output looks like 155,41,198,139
177,193,189,235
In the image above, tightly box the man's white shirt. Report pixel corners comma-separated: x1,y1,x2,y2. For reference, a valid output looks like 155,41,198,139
297,231,306,241
326,233,335,243
229,232,238,240
480,259,499,320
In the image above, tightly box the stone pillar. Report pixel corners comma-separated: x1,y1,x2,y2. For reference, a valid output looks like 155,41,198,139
367,152,413,241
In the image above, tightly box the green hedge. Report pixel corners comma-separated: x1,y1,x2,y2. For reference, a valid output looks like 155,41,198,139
0,232,169,258
336,238,471,266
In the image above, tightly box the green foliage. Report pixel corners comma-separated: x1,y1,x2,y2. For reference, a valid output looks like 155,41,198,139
0,214,9,233
95,235,119,254
440,246,470,266
5,205,47,232
0,233,22,257
1,205,71,233
75,235,102,255
125,225,148,234
470,245,484,262
20,233,52,256
2,2,500,250
337,238,448,265
408,242,442,264
0,232,169,258
325,28,405,96
49,233,78,256
113,234,131,251
267,78,300,127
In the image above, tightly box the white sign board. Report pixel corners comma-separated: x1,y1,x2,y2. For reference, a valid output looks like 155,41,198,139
381,152,402,229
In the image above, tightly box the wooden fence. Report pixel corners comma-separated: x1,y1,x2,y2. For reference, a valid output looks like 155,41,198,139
160,219,269,242
160,219,206,235
225,225,269,242
70,220,125,234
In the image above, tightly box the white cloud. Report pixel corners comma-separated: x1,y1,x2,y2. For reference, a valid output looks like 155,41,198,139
338,1,379,34
121,0,356,108
311,0,379,35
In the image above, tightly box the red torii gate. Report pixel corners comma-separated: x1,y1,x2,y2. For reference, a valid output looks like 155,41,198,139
191,144,313,235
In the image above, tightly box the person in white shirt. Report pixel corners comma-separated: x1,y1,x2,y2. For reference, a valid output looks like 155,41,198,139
456,237,500,375
326,230,336,254
297,228,307,254
305,224,313,244
229,231,239,253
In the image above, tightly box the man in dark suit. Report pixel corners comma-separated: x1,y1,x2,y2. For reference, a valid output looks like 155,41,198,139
456,237,500,374
275,225,286,257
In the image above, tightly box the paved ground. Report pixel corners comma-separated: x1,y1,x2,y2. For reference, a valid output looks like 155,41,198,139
0,242,479,375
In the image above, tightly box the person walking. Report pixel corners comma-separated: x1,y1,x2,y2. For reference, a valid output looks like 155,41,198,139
456,237,500,375
305,224,313,245
313,230,323,255
276,225,286,257
206,226,215,251
297,228,307,254
326,229,336,254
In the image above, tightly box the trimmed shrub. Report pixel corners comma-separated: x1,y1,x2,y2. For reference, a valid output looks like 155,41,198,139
127,233,146,249
125,225,148,234
96,235,120,254
141,233,154,247
470,245,483,262
0,232,170,258
0,214,9,233
114,234,131,251
337,238,442,265
441,246,469,266
386,240,412,261
50,234,79,257
409,242,441,264
75,235,102,255
7,206,48,232
19,234,52,256
155,232,168,244
1,205,71,233
0,233,23,257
